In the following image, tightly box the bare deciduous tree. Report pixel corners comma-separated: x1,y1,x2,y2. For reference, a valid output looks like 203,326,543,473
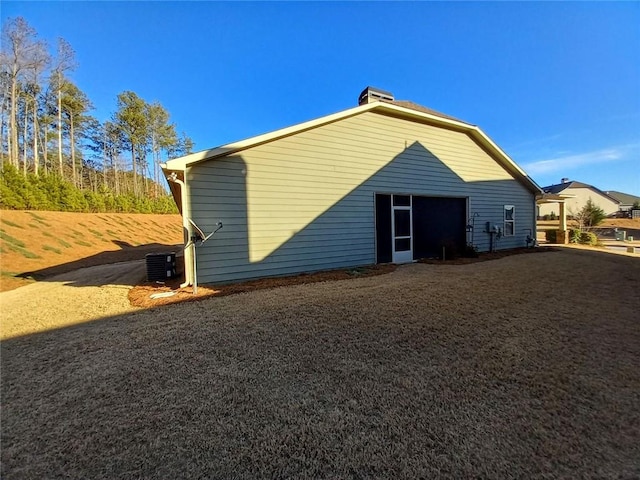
0,17,48,169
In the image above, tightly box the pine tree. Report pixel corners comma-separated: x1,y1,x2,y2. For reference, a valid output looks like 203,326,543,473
61,80,92,187
52,38,75,177
573,198,606,231
114,91,148,197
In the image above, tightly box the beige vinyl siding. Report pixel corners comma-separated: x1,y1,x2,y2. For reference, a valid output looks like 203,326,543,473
188,111,535,284
538,187,619,216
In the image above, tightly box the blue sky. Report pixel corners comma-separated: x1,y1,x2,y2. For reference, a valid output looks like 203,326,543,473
4,1,640,194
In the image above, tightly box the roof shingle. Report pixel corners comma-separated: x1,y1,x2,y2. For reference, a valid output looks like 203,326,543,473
382,99,472,125
605,191,640,205
542,181,620,204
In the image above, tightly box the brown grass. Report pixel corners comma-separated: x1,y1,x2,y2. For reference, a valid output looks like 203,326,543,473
128,248,547,308
2,248,639,478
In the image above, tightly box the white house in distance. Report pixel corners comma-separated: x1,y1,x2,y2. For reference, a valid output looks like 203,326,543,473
538,180,620,217
162,87,542,287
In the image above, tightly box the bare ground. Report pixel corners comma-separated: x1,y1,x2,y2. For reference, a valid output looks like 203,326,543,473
2,248,639,479
0,260,146,339
0,210,182,292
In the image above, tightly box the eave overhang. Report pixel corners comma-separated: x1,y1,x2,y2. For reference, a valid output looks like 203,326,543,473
536,193,576,204
163,101,542,195
160,165,184,214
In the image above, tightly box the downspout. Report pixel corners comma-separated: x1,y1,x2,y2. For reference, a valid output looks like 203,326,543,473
533,194,538,248
167,171,194,288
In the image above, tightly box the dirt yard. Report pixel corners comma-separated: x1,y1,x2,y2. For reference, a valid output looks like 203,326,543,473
0,260,146,340
0,210,183,291
2,248,639,479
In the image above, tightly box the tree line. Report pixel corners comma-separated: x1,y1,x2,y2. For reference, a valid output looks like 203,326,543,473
0,163,177,213
0,16,192,210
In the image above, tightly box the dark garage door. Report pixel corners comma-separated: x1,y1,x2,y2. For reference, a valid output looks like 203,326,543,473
412,196,466,259
376,194,466,262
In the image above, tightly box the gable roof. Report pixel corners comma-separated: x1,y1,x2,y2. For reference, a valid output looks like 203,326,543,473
162,100,541,194
543,180,591,194
605,190,640,206
386,100,471,125
542,181,620,203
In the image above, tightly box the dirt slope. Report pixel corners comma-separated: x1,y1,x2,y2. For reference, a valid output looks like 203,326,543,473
0,211,183,291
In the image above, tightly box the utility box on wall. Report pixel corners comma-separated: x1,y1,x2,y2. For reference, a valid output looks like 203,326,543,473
146,252,177,282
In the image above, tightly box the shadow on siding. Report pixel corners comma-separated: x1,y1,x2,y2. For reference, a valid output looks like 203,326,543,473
193,141,535,284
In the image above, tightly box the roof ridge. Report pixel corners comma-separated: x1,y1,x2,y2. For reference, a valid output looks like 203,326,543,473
605,190,640,203
381,99,471,125
163,100,540,193
542,180,622,204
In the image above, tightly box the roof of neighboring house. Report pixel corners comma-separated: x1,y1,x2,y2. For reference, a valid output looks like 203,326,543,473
542,181,620,204
542,180,589,194
605,190,640,206
162,99,541,194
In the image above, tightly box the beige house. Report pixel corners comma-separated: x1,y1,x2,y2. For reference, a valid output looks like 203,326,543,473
605,191,640,213
538,180,620,217
163,87,541,287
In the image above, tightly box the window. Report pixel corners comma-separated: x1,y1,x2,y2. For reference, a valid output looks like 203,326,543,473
394,209,411,237
393,195,411,207
504,205,515,236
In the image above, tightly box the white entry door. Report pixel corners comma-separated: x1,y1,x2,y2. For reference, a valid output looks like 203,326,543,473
392,195,413,263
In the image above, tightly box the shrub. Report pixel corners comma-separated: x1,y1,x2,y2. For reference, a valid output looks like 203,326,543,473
0,167,27,209
545,230,557,243
549,211,557,221
569,229,582,244
579,231,598,246
84,191,106,213
0,164,178,214
24,174,53,210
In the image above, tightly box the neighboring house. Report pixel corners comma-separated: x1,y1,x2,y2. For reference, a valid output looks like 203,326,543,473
538,180,620,217
605,191,640,212
162,87,541,286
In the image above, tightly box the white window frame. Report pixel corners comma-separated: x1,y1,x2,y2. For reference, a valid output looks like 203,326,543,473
504,205,515,236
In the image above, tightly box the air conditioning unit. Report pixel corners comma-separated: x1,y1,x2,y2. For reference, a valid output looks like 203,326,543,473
146,252,177,281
